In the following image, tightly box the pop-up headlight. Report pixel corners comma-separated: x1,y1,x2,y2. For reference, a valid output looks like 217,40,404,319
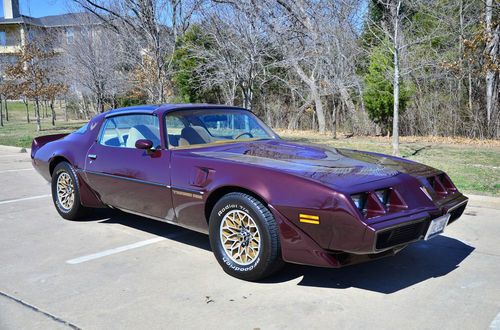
351,193,367,211
374,189,390,205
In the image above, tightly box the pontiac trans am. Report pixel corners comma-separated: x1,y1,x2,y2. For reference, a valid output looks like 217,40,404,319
31,104,468,280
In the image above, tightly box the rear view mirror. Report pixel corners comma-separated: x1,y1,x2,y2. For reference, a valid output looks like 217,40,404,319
135,139,153,150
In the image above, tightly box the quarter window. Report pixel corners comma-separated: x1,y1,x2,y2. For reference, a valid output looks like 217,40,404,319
99,114,161,149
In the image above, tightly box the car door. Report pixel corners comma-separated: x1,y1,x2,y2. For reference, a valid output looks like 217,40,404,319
83,113,175,221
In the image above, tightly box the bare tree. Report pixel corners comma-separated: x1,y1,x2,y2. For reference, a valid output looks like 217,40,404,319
62,14,128,113
485,0,499,135
189,4,275,109
73,0,201,103
4,41,61,131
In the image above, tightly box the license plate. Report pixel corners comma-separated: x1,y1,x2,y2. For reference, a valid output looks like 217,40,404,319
424,214,451,240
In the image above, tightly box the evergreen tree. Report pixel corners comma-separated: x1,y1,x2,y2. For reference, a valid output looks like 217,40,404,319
363,44,411,134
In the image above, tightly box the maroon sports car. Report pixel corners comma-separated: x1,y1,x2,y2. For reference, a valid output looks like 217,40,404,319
31,104,468,280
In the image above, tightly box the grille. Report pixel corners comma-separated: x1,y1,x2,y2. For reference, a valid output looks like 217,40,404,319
376,220,428,250
448,203,467,224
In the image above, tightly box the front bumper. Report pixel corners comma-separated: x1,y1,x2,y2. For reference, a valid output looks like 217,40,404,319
369,194,468,253
271,194,468,269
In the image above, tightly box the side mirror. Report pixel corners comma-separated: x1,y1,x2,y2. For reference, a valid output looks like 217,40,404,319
135,139,153,150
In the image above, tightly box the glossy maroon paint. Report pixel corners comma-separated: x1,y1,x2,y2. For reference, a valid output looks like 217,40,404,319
31,104,468,268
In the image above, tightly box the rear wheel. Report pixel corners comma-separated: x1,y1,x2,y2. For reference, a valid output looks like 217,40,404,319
209,192,283,281
51,161,88,220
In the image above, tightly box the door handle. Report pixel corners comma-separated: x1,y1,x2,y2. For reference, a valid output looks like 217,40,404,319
88,154,97,160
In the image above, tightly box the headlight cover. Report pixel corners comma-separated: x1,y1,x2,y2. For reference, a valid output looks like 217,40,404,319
351,193,367,212
351,188,406,218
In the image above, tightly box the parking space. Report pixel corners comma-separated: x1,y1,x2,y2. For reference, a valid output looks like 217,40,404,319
1,146,500,329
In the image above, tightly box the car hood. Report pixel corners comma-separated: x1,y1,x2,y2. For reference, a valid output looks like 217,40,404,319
192,139,438,189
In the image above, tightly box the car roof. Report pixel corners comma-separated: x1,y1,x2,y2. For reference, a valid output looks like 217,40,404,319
104,103,247,118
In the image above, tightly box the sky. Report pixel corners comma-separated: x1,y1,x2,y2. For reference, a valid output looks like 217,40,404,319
0,0,73,18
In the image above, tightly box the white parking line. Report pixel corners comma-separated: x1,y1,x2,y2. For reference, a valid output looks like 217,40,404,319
0,168,34,174
0,194,51,205
66,237,168,264
490,312,500,329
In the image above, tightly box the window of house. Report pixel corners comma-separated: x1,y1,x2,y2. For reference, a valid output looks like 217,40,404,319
0,31,7,46
27,29,36,42
66,28,74,44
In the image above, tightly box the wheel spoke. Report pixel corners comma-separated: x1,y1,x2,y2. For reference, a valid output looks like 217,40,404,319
219,209,261,266
56,172,75,211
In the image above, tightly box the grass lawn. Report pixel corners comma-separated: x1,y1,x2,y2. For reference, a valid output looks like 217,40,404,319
0,102,498,196
0,101,86,148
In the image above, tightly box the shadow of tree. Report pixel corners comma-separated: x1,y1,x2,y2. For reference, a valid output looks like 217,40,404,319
87,209,474,294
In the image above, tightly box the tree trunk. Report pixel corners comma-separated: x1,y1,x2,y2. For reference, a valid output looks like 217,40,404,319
391,1,402,156
337,80,356,114
357,81,366,114
64,97,68,122
0,96,3,127
288,97,313,130
50,99,56,126
35,98,41,131
4,99,8,121
485,0,499,135
243,86,253,110
24,99,30,123
293,64,326,133
310,85,325,133
332,98,337,139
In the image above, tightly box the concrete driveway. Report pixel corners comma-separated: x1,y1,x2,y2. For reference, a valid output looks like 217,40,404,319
0,146,499,330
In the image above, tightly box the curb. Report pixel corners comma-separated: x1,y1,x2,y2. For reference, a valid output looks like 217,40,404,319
467,194,500,209
0,145,30,153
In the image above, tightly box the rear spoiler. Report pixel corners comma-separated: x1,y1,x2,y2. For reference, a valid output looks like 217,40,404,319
31,133,69,159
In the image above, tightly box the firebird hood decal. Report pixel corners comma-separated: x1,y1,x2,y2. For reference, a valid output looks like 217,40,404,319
191,140,438,188
193,150,399,176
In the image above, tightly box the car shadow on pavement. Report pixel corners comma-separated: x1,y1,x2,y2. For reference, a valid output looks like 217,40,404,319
264,236,474,294
93,209,212,252
84,209,474,294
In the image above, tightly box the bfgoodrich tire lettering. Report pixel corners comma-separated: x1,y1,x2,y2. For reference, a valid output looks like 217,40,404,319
209,192,283,281
51,161,88,220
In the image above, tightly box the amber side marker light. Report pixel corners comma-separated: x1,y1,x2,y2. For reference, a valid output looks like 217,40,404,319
299,213,320,224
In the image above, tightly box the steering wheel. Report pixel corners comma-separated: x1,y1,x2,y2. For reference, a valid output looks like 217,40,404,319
234,132,254,139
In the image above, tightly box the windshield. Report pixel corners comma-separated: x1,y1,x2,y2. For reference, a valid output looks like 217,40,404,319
165,109,276,148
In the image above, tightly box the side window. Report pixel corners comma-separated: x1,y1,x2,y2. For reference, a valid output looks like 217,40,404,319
165,115,186,147
99,114,161,148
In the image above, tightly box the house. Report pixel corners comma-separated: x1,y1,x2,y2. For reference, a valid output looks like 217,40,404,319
0,0,97,69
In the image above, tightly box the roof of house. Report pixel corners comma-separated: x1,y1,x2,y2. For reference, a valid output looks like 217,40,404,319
0,12,100,27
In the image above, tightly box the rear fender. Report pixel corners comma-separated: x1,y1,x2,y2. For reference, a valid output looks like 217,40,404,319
31,133,69,159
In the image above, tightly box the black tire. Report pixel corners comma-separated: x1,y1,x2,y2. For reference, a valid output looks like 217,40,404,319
209,192,284,281
51,161,88,220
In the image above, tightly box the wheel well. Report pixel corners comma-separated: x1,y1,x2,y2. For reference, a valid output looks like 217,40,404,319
204,186,269,223
49,156,70,176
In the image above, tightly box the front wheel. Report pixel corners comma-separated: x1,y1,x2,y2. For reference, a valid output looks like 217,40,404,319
209,192,284,281
51,161,88,220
